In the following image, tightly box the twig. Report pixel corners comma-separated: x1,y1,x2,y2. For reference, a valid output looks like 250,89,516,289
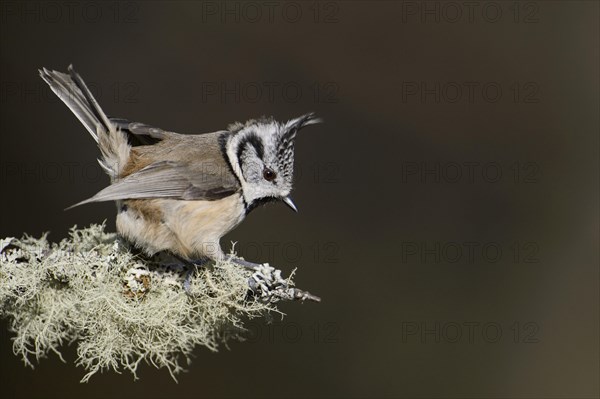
233,261,321,303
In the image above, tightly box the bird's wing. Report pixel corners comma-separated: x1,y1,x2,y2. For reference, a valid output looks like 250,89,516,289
109,118,171,146
67,159,240,209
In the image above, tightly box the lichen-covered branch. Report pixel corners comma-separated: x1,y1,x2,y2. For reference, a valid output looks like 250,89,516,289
0,224,319,382
245,263,321,303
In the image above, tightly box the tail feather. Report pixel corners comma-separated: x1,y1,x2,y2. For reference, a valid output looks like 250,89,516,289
40,65,130,180
39,65,103,142
66,65,113,135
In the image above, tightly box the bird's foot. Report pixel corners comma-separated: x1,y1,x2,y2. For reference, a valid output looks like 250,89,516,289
164,255,209,295
182,258,212,294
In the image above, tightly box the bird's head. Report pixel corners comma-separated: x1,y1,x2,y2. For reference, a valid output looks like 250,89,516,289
224,113,321,213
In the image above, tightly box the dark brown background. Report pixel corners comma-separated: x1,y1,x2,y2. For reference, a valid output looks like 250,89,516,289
0,1,598,398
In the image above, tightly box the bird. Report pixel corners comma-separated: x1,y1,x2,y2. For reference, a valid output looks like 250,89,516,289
39,65,320,267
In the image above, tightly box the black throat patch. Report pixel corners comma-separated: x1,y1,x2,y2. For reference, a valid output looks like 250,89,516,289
245,196,278,215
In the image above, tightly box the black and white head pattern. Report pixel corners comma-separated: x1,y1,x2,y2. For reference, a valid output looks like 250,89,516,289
223,113,321,211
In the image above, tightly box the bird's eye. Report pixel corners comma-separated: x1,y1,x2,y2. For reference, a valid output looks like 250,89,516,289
263,168,276,181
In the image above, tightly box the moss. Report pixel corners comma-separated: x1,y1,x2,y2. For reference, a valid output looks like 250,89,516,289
0,224,278,382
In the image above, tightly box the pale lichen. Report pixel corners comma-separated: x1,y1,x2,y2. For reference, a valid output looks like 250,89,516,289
0,224,279,382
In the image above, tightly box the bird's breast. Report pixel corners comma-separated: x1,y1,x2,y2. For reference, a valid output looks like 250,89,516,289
116,194,246,259
163,194,246,258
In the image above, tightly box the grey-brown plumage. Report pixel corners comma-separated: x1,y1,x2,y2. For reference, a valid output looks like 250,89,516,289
40,65,320,261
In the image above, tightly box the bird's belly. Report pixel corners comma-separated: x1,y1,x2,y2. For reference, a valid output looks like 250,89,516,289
116,194,245,259
164,194,246,258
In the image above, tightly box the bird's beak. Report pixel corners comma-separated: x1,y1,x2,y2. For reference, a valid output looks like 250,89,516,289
282,196,298,212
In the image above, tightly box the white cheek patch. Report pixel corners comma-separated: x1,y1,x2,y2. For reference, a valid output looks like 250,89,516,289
240,153,264,182
225,122,293,206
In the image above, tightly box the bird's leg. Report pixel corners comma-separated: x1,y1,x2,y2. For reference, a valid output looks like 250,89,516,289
169,253,210,294
224,255,264,271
